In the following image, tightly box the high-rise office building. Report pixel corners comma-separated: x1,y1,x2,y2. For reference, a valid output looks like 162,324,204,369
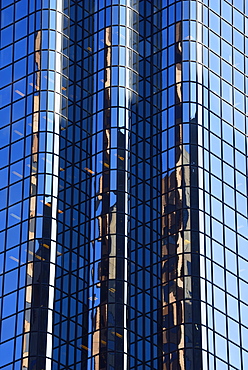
0,0,248,369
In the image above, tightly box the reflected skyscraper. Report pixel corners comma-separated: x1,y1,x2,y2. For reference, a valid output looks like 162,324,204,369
0,1,248,369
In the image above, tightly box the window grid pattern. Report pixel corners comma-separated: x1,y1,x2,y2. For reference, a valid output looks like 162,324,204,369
0,0,69,368
128,0,162,368
52,1,140,369
195,1,248,369
1,0,248,369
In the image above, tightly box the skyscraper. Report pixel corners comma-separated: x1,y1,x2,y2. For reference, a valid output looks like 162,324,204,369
0,0,248,369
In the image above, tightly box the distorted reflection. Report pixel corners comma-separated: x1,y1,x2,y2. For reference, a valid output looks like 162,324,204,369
88,21,129,368
91,25,114,370
22,29,41,369
161,21,193,370
22,30,53,370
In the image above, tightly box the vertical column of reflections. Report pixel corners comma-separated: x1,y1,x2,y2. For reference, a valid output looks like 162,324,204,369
123,2,139,368
49,1,89,367
0,1,48,368
161,8,186,369
45,0,65,368
160,0,202,368
86,1,139,369
0,0,68,368
18,1,68,368
196,1,208,368
22,29,41,369
128,1,162,368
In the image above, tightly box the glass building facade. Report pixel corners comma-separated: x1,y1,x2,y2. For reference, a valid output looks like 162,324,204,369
0,0,248,369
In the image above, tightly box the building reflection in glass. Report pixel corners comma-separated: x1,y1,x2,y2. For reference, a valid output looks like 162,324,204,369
88,23,127,369
161,21,201,370
22,30,42,369
85,3,138,365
